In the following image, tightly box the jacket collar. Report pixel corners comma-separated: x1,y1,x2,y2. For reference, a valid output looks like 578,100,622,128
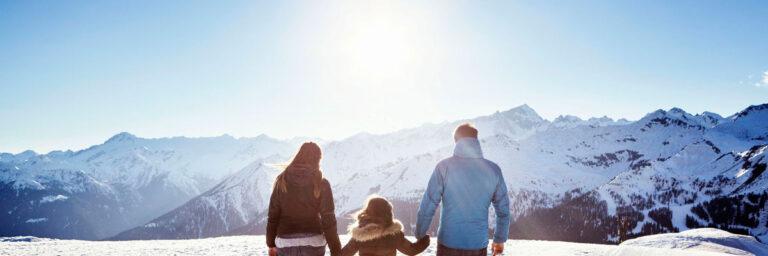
348,220,403,242
453,138,483,158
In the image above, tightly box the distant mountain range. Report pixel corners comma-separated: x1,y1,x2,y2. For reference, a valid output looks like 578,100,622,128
0,134,296,239
2,103,767,243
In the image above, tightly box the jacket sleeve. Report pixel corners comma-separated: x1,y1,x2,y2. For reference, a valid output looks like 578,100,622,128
340,239,359,256
266,186,281,248
415,165,444,239
396,233,430,256
320,179,342,256
491,167,511,243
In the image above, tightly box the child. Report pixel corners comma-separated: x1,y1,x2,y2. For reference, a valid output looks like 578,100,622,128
341,196,430,256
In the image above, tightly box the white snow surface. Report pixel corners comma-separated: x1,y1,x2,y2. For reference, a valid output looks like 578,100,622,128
620,228,768,256
3,229,766,256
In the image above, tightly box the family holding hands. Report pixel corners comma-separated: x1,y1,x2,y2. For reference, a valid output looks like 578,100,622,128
266,123,511,256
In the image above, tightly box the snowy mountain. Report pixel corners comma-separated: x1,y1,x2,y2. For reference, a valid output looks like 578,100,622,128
5,103,768,244
505,104,768,243
109,104,559,239
110,155,287,240
0,134,296,239
109,104,768,243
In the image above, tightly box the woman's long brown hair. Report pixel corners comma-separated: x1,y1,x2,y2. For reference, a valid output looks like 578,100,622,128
272,142,323,198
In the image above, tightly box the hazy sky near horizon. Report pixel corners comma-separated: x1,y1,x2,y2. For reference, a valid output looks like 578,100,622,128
1,0,767,154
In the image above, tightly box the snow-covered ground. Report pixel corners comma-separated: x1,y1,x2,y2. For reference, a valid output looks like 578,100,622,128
1,229,765,256
620,229,768,256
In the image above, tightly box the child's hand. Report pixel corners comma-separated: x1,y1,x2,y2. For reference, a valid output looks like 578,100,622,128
491,242,504,255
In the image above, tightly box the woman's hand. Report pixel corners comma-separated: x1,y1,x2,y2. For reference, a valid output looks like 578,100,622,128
268,247,277,256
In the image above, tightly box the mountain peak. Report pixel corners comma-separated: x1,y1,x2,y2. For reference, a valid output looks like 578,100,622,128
501,104,543,121
511,104,535,113
585,116,616,126
588,116,614,122
697,111,725,127
700,111,723,119
16,150,37,158
668,107,689,116
669,107,685,112
550,115,586,129
667,107,695,119
645,109,668,119
733,103,768,120
106,132,137,144
553,115,583,123
638,109,679,124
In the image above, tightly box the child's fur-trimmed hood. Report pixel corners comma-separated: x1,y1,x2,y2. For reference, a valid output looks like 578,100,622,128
348,219,403,242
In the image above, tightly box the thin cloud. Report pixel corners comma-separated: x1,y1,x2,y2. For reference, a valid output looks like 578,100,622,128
763,70,768,85
753,71,768,87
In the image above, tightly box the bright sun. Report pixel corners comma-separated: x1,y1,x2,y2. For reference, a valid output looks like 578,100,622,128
316,2,433,89
300,1,441,133
347,22,412,80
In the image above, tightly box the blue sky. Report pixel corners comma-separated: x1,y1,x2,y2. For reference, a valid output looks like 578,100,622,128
1,0,767,154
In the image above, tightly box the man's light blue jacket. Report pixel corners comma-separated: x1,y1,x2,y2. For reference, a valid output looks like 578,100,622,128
415,137,511,250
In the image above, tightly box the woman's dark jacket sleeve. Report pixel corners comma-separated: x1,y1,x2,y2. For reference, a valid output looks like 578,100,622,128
396,234,430,256
320,179,342,255
266,187,281,248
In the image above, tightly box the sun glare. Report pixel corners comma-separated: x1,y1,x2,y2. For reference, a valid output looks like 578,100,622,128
294,1,443,136
347,22,412,82
310,1,436,90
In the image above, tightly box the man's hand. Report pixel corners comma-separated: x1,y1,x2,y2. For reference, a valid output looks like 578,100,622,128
268,247,277,256
492,242,504,255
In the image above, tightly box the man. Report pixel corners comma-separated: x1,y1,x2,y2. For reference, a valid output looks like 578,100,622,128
415,123,511,256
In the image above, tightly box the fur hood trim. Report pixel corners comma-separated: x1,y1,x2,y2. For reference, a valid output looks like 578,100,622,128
348,220,403,242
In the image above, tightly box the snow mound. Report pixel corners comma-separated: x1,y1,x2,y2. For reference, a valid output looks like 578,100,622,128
620,228,768,256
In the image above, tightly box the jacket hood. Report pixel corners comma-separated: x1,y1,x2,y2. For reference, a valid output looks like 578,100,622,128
453,138,483,158
348,219,403,242
285,163,321,186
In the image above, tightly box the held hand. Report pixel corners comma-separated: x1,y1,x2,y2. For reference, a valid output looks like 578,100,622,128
268,247,277,256
492,242,504,255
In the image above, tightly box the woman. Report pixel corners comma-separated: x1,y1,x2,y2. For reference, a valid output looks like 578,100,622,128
267,142,341,256
341,196,430,256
